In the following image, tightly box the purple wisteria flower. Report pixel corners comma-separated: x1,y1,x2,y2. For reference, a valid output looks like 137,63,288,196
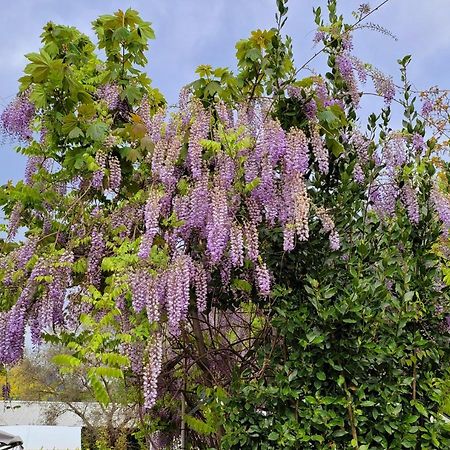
0,91,35,141
421,99,433,117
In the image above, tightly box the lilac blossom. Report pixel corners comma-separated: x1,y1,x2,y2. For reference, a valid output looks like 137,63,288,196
7,203,22,241
230,223,244,267
194,263,208,313
97,83,121,110
304,100,318,120
353,163,365,184
138,190,162,259
108,155,122,191
87,228,105,287
92,151,107,189
401,183,420,224
188,106,210,179
412,133,425,152
255,262,271,296
336,53,360,106
206,182,230,264
143,332,163,409
421,99,433,117
285,128,309,175
310,124,329,174
244,221,260,262
25,156,45,185
371,70,395,104
0,91,35,141
431,187,450,234
165,255,192,335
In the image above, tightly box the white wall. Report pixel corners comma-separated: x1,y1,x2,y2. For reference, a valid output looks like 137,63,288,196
0,402,85,427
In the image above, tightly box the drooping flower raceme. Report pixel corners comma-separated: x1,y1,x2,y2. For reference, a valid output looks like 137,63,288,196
401,183,420,224
310,124,329,174
188,103,210,179
0,91,35,141
87,228,105,287
143,332,163,409
285,128,309,175
25,156,45,185
317,207,341,250
7,203,23,241
336,53,360,107
92,151,107,190
97,83,121,111
371,69,395,105
431,187,450,235
108,155,122,191
139,190,163,259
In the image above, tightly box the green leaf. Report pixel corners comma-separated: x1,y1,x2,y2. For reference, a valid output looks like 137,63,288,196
25,50,53,82
205,81,222,97
52,354,81,368
100,353,130,367
87,369,110,406
73,258,87,274
61,113,78,134
316,371,326,381
306,330,325,345
323,287,337,299
93,366,124,379
200,139,221,153
113,27,130,42
86,122,108,142
412,401,428,417
29,85,47,108
232,279,253,293
245,48,261,61
68,127,84,139
123,85,141,104
120,146,141,162
184,414,215,435
327,137,345,157
288,370,298,382
268,432,279,441
361,400,376,407
244,178,261,193
318,109,338,126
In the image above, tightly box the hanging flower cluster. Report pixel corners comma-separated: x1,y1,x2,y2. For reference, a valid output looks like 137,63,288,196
0,91,35,141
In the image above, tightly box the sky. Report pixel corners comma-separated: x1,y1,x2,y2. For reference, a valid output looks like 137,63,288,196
1,0,450,185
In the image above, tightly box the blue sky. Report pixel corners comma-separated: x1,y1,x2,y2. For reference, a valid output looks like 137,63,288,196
1,0,450,185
